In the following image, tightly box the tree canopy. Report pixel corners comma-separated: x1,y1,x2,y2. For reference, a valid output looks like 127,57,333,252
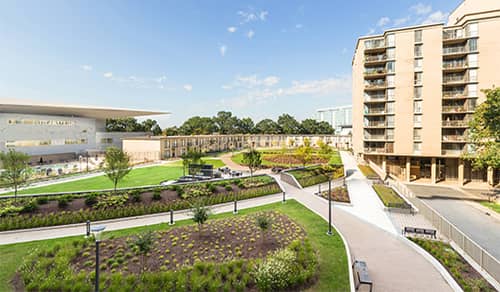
465,87,500,169
0,149,32,200
106,118,162,135
103,147,132,193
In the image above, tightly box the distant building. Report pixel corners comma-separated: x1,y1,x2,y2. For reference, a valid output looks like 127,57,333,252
123,134,352,162
0,101,168,165
316,105,352,135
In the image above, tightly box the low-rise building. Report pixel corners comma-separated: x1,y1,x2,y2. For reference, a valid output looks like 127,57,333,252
123,134,351,162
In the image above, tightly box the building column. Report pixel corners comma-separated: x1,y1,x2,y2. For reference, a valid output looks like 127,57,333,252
382,157,387,177
431,158,437,184
487,166,494,186
458,159,464,186
406,157,411,182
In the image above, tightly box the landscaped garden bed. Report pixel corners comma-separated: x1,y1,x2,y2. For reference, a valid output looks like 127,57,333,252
409,238,495,292
0,200,350,292
286,165,344,188
372,184,411,209
0,176,280,231
232,149,341,169
357,164,379,180
316,186,350,203
15,211,317,291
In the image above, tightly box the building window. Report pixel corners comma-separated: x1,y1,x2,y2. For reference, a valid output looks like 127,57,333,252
468,69,477,82
387,116,394,127
386,48,395,59
414,115,422,127
414,101,422,113
387,75,395,87
414,44,423,57
414,72,423,85
414,59,423,71
386,61,395,73
386,103,394,114
468,39,477,52
386,34,395,47
413,142,422,153
6,119,76,126
387,88,395,100
386,129,394,140
413,129,422,141
468,84,478,97
414,30,422,43
466,23,478,37
414,87,422,99
468,54,478,67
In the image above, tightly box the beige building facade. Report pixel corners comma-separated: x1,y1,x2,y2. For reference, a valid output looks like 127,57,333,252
352,0,500,186
123,134,351,162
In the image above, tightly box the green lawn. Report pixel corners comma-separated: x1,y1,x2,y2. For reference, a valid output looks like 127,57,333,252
0,200,349,292
5,158,225,196
481,201,500,214
358,165,379,179
372,184,406,207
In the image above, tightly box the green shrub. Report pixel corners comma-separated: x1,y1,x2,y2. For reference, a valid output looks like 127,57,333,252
131,190,142,203
85,193,99,206
21,200,38,213
36,197,49,205
225,185,233,191
152,189,162,201
58,197,69,208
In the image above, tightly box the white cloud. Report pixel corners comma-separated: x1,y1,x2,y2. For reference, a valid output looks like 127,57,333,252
367,28,376,35
377,17,390,27
219,45,227,56
220,75,351,109
103,72,113,78
237,9,268,24
411,3,432,15
295,24,303,29
422,11,449,24
393,16,410,26
183,84,193,92
227,26,237,33
247,29,255,39
81,65,93,71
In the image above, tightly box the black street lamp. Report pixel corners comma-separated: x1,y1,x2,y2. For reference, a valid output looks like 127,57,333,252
91,225,106,292
326,175,333,236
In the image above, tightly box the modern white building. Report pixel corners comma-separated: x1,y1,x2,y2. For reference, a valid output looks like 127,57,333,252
316,105,352,135
0,101,167,165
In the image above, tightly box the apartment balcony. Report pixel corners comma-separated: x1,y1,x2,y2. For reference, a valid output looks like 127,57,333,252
364,135,386,141
364,40,386,53
364,69,387,79
364,54,387,65
443,90,468,100
364,94,386,103
364,122,386,128
441,149,464,156
442,120,470,128
364,147,386,154
442,62,468,72
442,135,468,143
364,108,388,116
442,105,474,113
364,81,387,91
443,76,469,85
443,30,468,44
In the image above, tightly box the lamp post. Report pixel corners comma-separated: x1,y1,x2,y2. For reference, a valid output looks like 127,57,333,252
326,175,333,236
91,225,106,292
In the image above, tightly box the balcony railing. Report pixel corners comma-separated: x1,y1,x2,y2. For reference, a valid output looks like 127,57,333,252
443,76,468,84
364,81,387,89
364,108,386,115
442,105,474,113
364,122,386,127
442,120,470,127
443,90,468,99
364,94,386,102
441,149,464,155
364,135,386,140
364,147,386,153
443,30,466,41
442,135,467,142
365,55,387,62
365,40,386,50
443,46,467,55
443,62,468,69
364,69,387,76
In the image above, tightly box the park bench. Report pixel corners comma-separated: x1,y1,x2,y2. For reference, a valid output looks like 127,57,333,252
352,260,373,292
402,226,437,239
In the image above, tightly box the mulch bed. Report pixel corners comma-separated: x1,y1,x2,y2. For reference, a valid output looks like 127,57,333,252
263,154,328,166
72,211,306,275
317,186,350,203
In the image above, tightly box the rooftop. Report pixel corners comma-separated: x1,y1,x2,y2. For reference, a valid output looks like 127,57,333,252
0,99,169,120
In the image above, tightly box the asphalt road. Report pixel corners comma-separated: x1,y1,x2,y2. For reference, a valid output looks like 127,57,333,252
422,198,500,261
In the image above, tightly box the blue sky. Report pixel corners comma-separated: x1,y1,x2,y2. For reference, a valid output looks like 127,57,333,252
0,0,459,127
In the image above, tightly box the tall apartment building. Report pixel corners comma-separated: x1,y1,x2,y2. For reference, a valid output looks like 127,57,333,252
352,0,500,186
316,105,353,135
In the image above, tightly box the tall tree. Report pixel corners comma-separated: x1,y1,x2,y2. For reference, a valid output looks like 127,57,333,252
141,119,162,135
242,149,262,178
295,138,313,167
163,126,179,136
316,121,335,134
213,111,239,134
0,149,31,201
237,117,255,134
254,119,282,134
103,147,132,193
300,119,321,134
277,114,302,134
464,88,500,170
178,116,217,135
105,118,144,132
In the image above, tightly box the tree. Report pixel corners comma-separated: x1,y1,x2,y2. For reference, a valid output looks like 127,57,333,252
300,119,321,134
255,214,271,245
133,231,154,273
0,149,31,201
277,114,302,134
242,149,262,178
191,201,211,237
163,126,179,136
464,87,500,171
213,111,239,134
105,117,144,132
254,119,282,134
237,117,255,134
295,139,313,167
316,121,334,134
103,147,131,193
181,148,204,175
317,139,333,155
178,116,217,135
